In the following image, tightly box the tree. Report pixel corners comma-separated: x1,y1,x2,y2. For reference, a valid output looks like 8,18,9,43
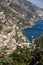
29,35,43,65
34,35,43,50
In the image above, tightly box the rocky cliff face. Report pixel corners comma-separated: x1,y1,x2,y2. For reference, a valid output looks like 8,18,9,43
1,0,42,21
8,0,40,21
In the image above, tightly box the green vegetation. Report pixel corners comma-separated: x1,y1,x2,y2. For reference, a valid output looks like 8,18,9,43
0,35,43,65
0,46,7,54
17,18,30,29
34,35,43,50
0,47,31,65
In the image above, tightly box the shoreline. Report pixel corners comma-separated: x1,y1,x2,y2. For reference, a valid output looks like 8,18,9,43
22,18,41,43
23,19,43,43
22,18,41,30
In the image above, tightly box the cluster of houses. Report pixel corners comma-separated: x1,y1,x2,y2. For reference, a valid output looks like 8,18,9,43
36,10,43,19
0,11,31,54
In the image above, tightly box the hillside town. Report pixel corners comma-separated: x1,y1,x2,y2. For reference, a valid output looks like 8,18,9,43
0,0,43,55
0,4,31,54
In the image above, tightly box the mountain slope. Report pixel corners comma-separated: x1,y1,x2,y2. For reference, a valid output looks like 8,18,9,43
9,0,40,20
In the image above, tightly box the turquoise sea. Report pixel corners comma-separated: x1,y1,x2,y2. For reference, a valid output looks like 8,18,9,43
24,20,43,43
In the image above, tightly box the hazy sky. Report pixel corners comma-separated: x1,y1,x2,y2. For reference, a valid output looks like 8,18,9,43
27,0,43,8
